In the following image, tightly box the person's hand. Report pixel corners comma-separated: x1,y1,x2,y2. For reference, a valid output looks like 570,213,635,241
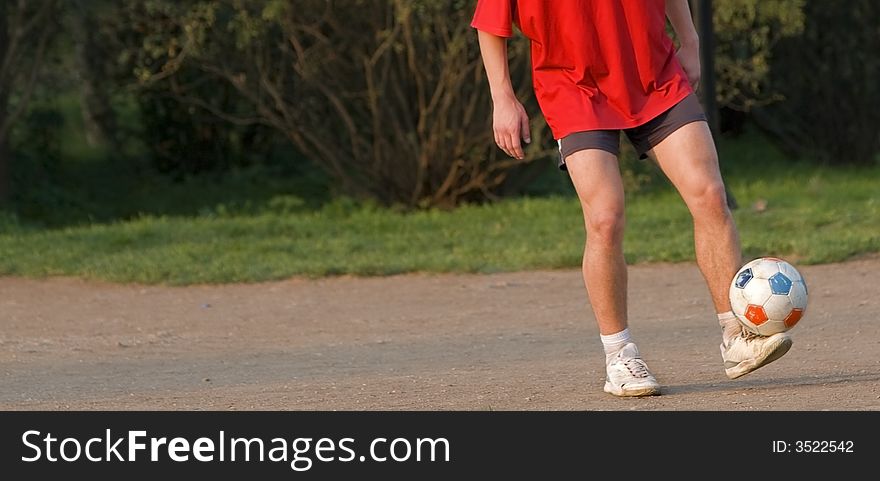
676,43,701,91
492,95,531,159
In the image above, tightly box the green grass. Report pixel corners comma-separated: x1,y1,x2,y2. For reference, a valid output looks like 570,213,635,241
1,131,878,284
628,169,880,265
2,166,878,285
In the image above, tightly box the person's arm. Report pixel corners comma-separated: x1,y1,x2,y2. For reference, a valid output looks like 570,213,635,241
477,30,530,160
665,0,701,90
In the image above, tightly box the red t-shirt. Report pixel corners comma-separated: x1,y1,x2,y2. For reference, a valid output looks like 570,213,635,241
471,0,692,139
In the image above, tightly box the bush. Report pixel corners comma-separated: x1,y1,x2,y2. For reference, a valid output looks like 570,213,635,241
124,0,554,208
712,0,805,111
105,2,287,174
756,0,880,165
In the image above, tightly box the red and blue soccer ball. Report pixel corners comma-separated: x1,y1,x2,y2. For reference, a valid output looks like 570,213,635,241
729,257,808,336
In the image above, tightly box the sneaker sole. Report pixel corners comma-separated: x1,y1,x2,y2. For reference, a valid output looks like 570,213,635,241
603,381,661,397
725,335,792,380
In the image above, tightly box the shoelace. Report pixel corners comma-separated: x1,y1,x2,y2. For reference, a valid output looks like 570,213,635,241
620,357,651,378
739,328,762,342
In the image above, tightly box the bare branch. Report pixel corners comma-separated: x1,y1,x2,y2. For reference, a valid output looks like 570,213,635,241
0,13,53,141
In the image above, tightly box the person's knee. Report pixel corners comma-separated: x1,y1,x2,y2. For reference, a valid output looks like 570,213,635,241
586,210,626,246
690,181,729,218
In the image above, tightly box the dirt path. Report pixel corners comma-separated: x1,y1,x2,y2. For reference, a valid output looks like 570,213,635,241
1,259,878,410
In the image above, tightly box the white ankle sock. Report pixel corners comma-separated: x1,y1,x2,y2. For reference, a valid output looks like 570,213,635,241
600,328,633,363
718,311,741,346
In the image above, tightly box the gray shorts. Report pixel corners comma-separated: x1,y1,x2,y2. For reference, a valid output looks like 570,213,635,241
557,93,707,170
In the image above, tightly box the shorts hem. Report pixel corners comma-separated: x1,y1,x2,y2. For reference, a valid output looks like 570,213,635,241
557,145,620,171
635,117,707,159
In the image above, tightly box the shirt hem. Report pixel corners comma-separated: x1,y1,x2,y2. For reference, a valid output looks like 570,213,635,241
550,89,693,140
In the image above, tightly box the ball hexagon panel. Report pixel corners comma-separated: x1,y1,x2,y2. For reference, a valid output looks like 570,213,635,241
788,281,808,310
741,275,773,306
757,319,788,336
751,259,781,279
744,304,768,325
734,268,754,289
729,286,750,317
763,293,795,321
768,272,793,295
784,309,804,328
777,261,804,283
741,258,764,269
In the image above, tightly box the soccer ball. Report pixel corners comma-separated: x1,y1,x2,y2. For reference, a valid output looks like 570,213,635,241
729,257,808,336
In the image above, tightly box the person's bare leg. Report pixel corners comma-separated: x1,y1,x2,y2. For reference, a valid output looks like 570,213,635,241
648,121,740,313
567,148,659,396
649,121,791,379
565,149,628,336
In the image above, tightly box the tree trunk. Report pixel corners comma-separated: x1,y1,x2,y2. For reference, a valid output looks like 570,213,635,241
69,0,117,148
691,0,737,209
0,0,9,203
0,126,8,203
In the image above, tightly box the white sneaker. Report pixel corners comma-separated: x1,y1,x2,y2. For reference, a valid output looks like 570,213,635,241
721,329,792,379
603,343,660,397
